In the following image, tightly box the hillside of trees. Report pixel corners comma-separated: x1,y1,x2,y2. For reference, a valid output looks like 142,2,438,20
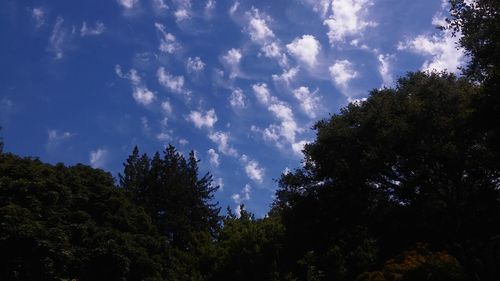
1,1,499,280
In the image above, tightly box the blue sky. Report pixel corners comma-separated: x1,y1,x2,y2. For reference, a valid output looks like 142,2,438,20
0,0,466,216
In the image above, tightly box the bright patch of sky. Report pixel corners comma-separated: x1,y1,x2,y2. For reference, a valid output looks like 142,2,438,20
0,0,466,216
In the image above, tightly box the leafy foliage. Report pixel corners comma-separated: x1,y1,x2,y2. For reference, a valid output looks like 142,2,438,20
0,153,168,280
273,72,500,281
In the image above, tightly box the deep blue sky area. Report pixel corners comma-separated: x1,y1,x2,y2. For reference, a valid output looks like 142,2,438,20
0,0,466,216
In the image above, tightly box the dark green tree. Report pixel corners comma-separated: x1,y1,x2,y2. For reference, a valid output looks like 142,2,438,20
448,0,500,166
448,0,500,84
273,72,500,281
120,145,220,249
0,153,168,281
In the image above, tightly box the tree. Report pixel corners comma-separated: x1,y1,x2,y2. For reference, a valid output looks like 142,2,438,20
0,126,3,154
448,0,500,164
358,244,465,281
120,145,220,249
273,72,500,281
448,0,500,84
0,153,168,280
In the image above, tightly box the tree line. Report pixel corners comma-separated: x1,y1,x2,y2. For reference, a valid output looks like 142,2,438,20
0,0,499,280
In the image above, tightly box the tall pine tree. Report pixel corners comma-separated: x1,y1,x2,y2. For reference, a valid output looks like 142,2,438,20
120,145,220,248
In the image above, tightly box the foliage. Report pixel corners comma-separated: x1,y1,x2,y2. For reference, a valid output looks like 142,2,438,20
210,206,284,281
449,0,500,84
273,72,500,280
0,153,168,281
358,244,465,281
120,145,220,248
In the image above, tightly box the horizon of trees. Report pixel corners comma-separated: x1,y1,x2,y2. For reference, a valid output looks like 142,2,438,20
1,0,499,280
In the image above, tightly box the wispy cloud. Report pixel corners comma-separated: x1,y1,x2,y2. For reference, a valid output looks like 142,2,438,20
207,148,220,167
46,129,75,152
187,109,218,129
187,57,205,73
241,155,265,184
155,23,181,54
229,88,247,109
286,35,321,68
115,65,156,105
80,22,105,37
323,0,377,45
208,131,238,157
116,0,138,9
329,59,358,94
232,183,252,204
48,17,69,59
396,2,465,74
31,7,46,28
157,67,187,95
222,48,243,79
89,148,108,168
251,83,306,155
292,86,322,119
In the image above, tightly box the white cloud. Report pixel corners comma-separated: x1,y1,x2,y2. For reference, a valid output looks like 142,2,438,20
252,83,273,105
229,88,246,109
323,0,377,45
222,48,243,78
80,22,105,37
89,148,108,168
179,139,189,146
304,0,332,18
157,67,186,94
187,109,218,129
156,132,172,141
377,53,393,87
205,0,216,15
161,101,173,115
268,103,301,143
272,67,299,85
48,17,68,60
153,0,168,11
141,116,150,134
214,177,224,191
232,184,252,204
173,0,192,21
133,87,155,105
223,48,242,65
115,65,140,84
208,131,238,157
117,0,138,9
175,9,190,21
207,148,220,167
329,59,358,89
396,1,465,74
397,32,465,74
241,156,265,183
47,129,75,151
251,83,304,153
116,65,156,105
155,23,180,54
246,8,274,43
187,56,205,72
32,7,45,28
229,1,240,15
261,42,280,58
293,86,322,118
286,35,321,68
292,140,309,155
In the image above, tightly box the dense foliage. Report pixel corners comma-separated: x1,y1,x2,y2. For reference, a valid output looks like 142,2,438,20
0,153,168,280
0,1,499,280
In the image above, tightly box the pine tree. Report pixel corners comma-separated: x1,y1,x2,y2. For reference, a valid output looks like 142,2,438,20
121,145,220,248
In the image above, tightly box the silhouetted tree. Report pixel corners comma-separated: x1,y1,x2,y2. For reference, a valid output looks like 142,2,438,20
120,145,220,249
